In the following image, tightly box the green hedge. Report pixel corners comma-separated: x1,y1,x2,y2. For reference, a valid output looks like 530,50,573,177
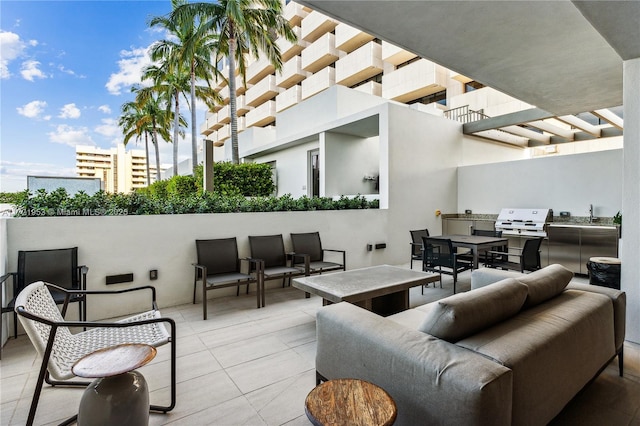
12,189,378,217
9,163,378,216
138,163,274,198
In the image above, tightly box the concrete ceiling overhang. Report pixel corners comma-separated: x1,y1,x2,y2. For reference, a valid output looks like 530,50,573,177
299,0,640,116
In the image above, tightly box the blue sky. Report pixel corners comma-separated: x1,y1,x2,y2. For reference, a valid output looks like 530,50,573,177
1,0,202,192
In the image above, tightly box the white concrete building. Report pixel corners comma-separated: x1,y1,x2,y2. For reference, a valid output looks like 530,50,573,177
201,1,623,201
76,145,160,193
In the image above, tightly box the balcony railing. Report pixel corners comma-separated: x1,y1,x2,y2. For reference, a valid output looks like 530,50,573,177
444,105,488,123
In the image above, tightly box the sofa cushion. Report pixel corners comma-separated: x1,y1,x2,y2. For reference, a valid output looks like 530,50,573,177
418,278,528,342
518,264,573,308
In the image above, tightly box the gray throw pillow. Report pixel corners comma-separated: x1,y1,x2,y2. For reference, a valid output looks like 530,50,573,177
418,278,528,342
518,264,573,308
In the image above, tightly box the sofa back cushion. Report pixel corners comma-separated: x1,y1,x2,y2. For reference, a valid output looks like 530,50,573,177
518,264,573,308
418,278,528,342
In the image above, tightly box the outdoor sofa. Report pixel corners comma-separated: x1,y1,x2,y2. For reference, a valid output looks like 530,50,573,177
315,264,625,425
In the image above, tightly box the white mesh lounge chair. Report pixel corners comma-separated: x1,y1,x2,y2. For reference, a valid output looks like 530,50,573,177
15,281,176,426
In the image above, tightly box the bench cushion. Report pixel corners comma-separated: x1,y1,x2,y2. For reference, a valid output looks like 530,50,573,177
518,263,573,308
418,278,528,342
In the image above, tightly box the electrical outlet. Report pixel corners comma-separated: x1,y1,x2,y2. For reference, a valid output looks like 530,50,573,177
367,244,373,251
149,270,158,280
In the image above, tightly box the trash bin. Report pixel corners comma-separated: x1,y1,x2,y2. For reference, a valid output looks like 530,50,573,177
586,257,621,290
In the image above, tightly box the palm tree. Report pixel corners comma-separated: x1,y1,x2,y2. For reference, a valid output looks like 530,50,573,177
119,87,173,184
142,61,190,176
149,0,222,175
119,100,152,184
170,0,297,164
131,85,173,181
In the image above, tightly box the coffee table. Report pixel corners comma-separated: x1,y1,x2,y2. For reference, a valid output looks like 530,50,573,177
305,378,397,426
292,265,439,316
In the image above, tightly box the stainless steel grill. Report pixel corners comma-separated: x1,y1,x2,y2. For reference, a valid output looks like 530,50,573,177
495,208,551,237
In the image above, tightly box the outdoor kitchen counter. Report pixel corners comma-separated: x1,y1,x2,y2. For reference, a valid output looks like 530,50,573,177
547,224,619,275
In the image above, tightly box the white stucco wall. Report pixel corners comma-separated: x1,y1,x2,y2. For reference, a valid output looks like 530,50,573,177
4,209,389,327
621,58,640,343
275,86,386,139
324,133,380,197
457,149,623,218
254,139,319,197
385,103,462,237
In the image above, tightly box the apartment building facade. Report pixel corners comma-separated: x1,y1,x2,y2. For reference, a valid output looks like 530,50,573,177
75,145,158,193
200,1,623,200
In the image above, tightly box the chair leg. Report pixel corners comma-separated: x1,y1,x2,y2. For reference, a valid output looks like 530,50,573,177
13,311,18,339
192,278,197,305
26,355,50,426
202,280,208,321
150,320,177,413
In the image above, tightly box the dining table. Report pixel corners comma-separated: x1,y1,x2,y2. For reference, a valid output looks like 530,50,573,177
428,234,508,269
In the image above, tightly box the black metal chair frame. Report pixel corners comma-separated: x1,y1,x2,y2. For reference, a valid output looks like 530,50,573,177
193,238,264,320
409,229,430,269
422,237,473,294
249,234,310,307
486,237,543,272
0,247,87,358
290,232,346,275
15,283,176,426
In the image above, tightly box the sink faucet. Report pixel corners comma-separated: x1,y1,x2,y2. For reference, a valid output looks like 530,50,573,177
589,204,594,223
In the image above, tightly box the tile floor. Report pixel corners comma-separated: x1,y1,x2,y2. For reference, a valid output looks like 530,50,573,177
1,268,639,425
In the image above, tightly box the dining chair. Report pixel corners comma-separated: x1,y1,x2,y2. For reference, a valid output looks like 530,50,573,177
409,229,429,269
486,237,543,273
422,237,473,294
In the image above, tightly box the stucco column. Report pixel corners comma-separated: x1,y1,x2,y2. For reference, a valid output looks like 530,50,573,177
621,57,640,343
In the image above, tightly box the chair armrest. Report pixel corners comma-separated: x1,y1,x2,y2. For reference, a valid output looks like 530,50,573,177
45,282,159,312
287,252,310,275
323,248,346,255
323,249,346,268
487,248,522,255
241,257,264,274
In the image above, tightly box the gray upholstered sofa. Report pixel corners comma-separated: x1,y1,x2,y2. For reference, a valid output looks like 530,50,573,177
315,264,626,426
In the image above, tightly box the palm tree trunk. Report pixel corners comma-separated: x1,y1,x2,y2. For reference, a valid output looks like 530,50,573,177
151,120,161,182
190,59,198,175
228,34,239,165
173,91,180,176
144,132,151,186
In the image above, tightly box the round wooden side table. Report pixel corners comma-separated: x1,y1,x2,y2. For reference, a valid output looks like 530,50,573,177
305,378,397,426
72,343,157,426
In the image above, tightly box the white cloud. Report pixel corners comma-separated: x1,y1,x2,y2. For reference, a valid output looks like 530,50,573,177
0,30,26,79
17,100,48,118
48,124,94,147
58,103,81,119
105,46,152,95
98,105,112,114
95,118,120,138
21,59,47,81
0,160,76,192
57,64,85,78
